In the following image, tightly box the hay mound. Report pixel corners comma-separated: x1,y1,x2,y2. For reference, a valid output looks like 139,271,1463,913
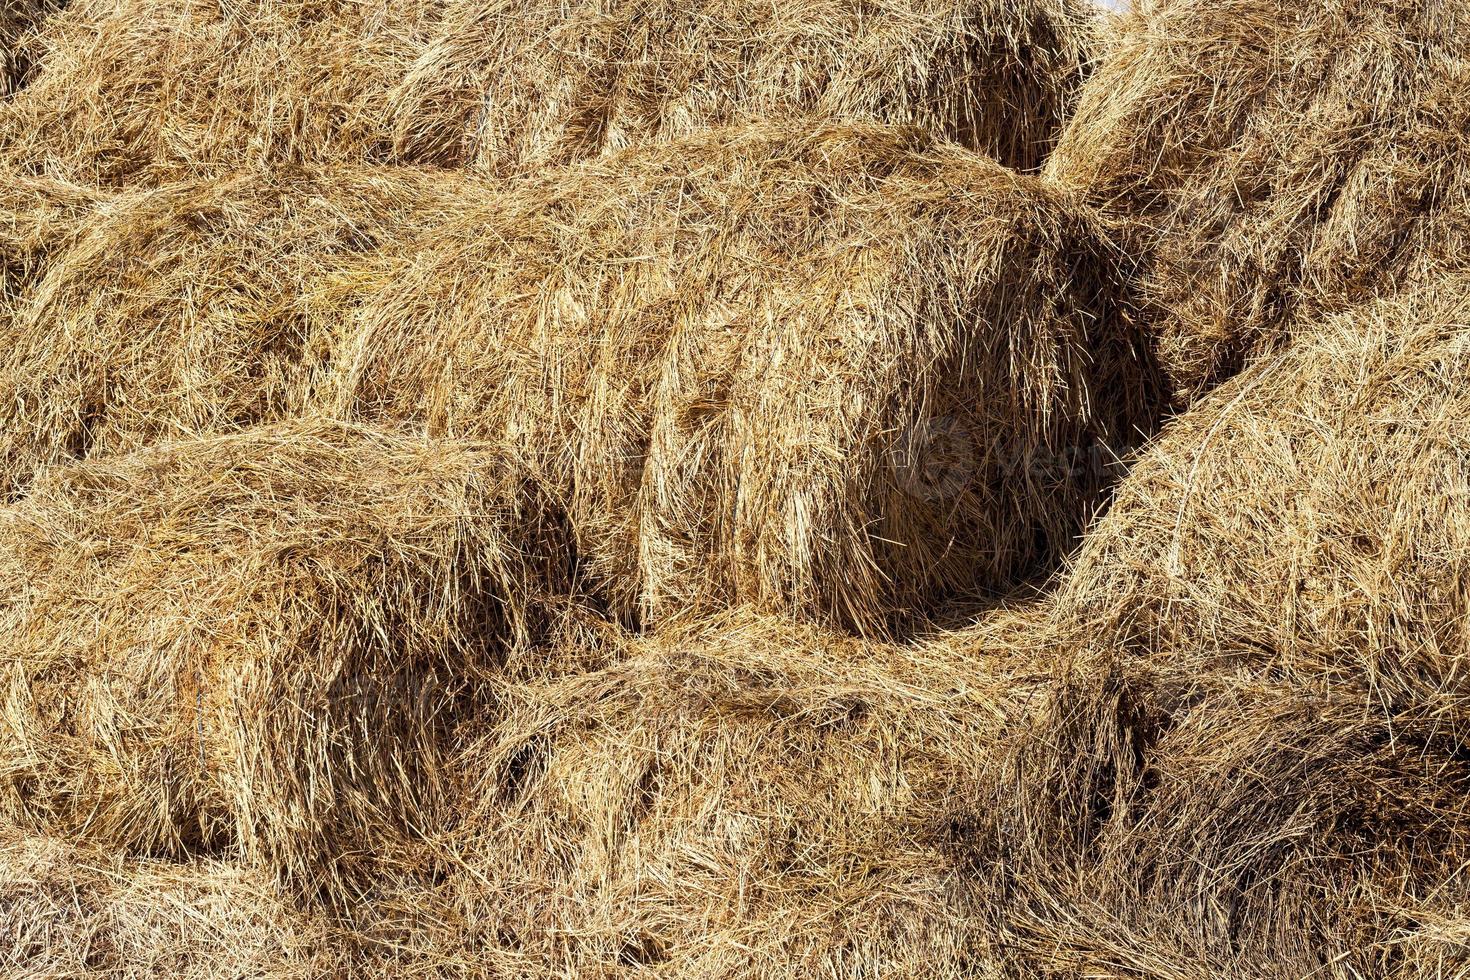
320,122,1160,634
0,0,439,185
1046,0,1470,402
0,419,575,903
387,0,1097,174
359,612,1018,979
965,282,1470,977
1,0,1095,186
0,0,60,95
0,164,466,498
0,827,342,979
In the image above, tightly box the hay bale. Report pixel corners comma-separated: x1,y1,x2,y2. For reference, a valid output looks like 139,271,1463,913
387,0,1098,174
0,0,439,185
0,164,466,498
0,419,576,903
0,0,1095,186
1057,280,1470,687
319,122,1161,634
0,828,342,979
963,282,1470,977
1046,0,1470,402
0,0,60,95
361,612,1017,979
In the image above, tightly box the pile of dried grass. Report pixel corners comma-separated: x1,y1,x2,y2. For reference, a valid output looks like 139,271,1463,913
387,0,1097,174
355,612,1020,979
1047,0,1470,402
319,122,1160,634
0,612,1035,979
0,170,105,325
0,0,60,96
17,2,1470,973
0,419,576,904
0,164,467,498
0,827,343,979
0,0,1096,186
0,0,443,185
964,281,1470,978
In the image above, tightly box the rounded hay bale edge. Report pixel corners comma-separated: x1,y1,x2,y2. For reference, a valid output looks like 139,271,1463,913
0,123,1164,634
1046,0,1470,403
962,280,1470,978
0,0,1098,185
0,419,577,904
0,164,468,500
319,122,1163,633
387,0,1099,174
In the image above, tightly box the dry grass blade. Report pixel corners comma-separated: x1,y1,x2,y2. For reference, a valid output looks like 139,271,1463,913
0,418,577,905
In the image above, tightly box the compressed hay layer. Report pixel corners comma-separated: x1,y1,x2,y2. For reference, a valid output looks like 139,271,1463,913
962,282,1470,978
0,419,575,903
357,612,1020,979
0,0,1095,186
0,0,439,184
1046,0,1470,403
0,827,342,979
0,0,60,95
319,122,1161,634
387,0,1097,174
0,164,469,499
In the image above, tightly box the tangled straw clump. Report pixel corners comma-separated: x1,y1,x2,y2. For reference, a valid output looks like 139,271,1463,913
0,0,60,95
0,828,343,979
1047,0,1470,403
964,281,1470,978
357,612,1020,979
0,0,1095,186
387,0,1097,174
0,164,469,498
0,419,576,904
319,122,1160,633
0,170,106,320
0,0,441,184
